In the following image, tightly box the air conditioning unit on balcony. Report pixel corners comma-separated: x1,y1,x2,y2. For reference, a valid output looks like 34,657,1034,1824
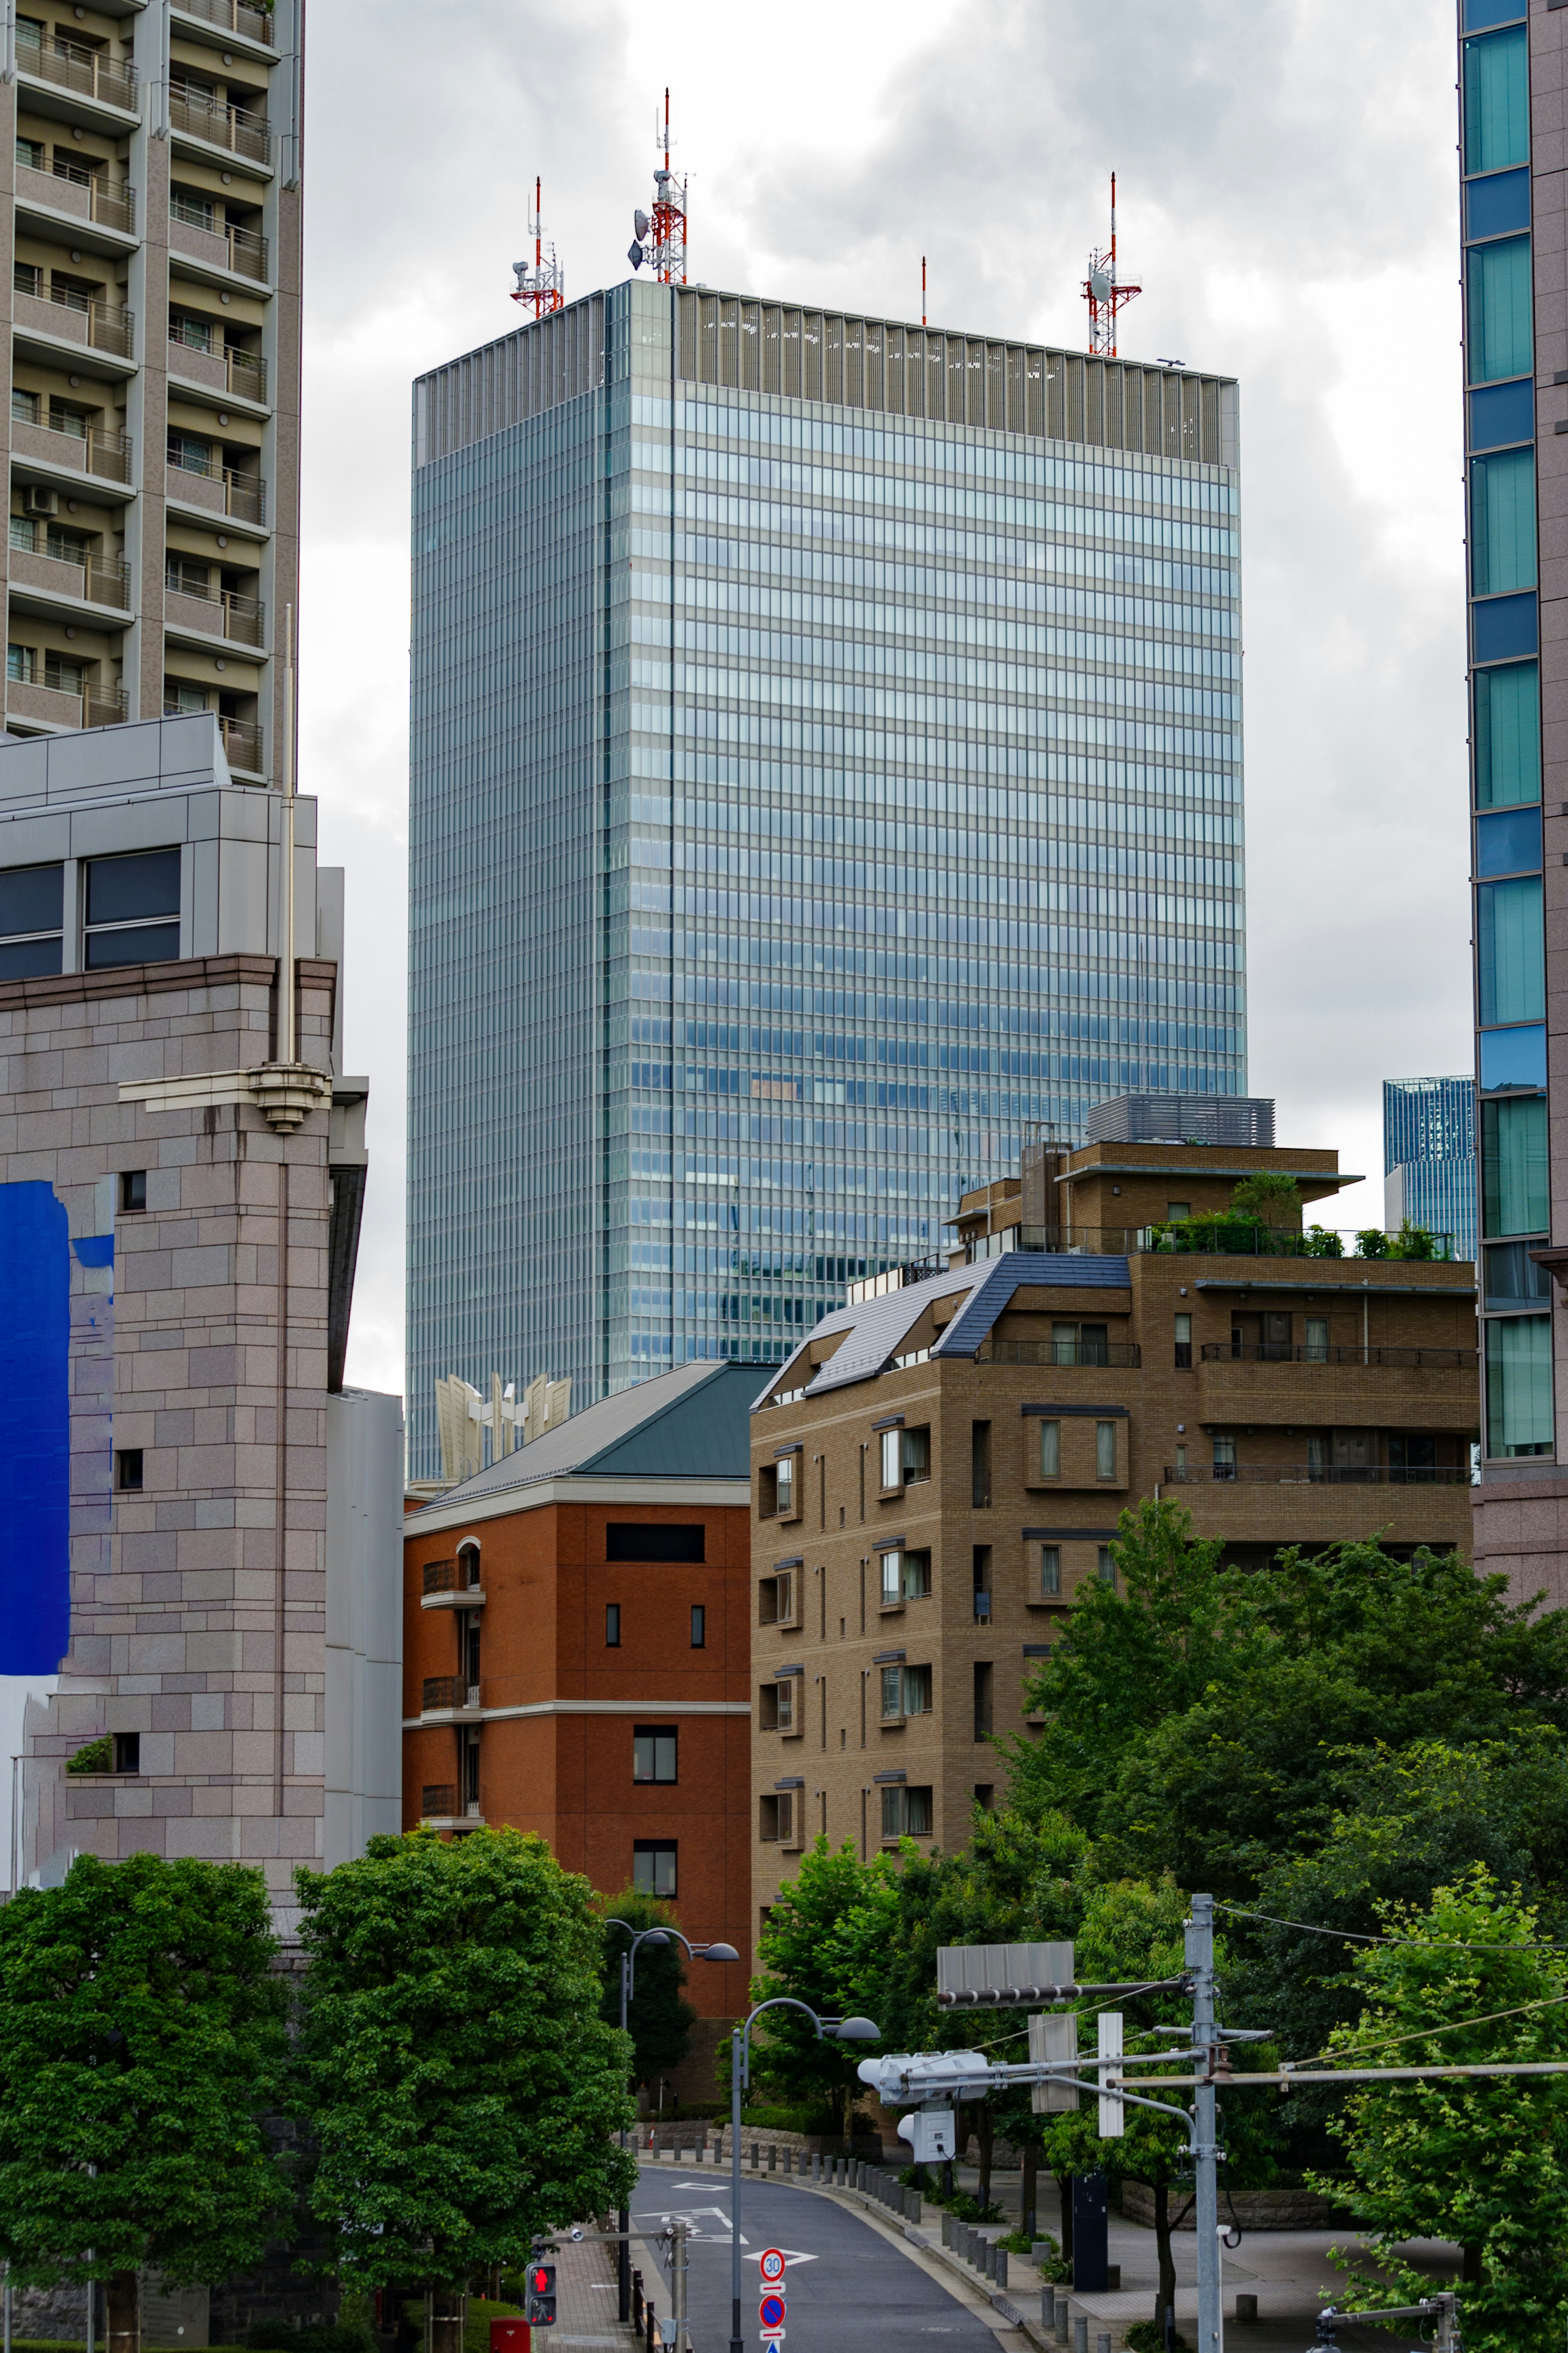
24,486,58,518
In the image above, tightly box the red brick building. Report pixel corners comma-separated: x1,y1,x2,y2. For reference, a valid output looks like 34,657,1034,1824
402,1363,753,2069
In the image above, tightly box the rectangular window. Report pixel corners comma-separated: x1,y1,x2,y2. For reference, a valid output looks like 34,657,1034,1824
606,1522,704,1561
44,654,82,696
971,1420,991,1508
1213,1436,1237,1479
13,262,41,298
880,1664,903,1719
116,1449,143,1491
881,1783,933,1840
11,390,38,427
1039,1419,1060,1478
1477,805,1541,877
1174,1313,1192,1369
7,643,34,683
1040,1545,1061,1596
901,1426,930,1483
775,1454,795,1514
118,1170,147,1214
1484,1239,1552,1307
1480,1023,1546,1092
880,1428,900,1488
880,1552,901,1606
112,1732,140,1775
633,1726,677,1784
632,1841,677,1898
1464,25,1529,174
1095,1421,1118,1479
1098,1546,1118,1588
1477,875,1544,1026
1474,660,1541,807
83,848,182,970
773,1677,795,1733
1305,1316,1329,1362
1486,1314,1553,1456
1472,448,1537,596
903,1664,932,1715
1466,161,1529,237
1468,234,1533,382
605,1602,621,1647
0,859,64,981
973,1662,993,1740
1482,1094,1548,1235
690,1603,705,1648
15,138,43,171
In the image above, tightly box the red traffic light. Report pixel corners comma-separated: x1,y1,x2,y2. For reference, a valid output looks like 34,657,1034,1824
530,2270,550,2293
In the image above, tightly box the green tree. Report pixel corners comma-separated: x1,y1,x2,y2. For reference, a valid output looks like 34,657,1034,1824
749,1839,900,2143
1311,1869,1568,2353
596,1890,697,2091
294,1828,636,2313
1229,1172,1301,1225
0,1853,291,2353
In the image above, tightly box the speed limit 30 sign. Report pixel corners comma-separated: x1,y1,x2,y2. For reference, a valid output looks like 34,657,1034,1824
759,2249,786,2286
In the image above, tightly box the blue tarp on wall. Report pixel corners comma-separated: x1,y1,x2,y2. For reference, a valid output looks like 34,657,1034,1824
0,1182,71,1672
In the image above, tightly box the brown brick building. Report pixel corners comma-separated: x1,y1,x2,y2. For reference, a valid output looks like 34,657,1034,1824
402,1362,753,2056
749,1129,1478,1919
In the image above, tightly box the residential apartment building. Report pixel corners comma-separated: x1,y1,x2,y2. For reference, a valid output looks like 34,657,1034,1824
2,0,301,773
1384,1074,1477,1266
408,278,1246,1472
1457,1,1568,1593
0,714,399,1904
749,1123,1477,1900
402,1361,753,2068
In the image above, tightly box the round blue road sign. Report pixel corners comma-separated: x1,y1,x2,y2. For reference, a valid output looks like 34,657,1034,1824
758,2294,786,2331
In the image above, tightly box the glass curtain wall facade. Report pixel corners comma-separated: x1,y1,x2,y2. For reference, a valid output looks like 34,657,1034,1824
1460,2,1556,1471
408,280,1245,1477
1382,1074,1477,1265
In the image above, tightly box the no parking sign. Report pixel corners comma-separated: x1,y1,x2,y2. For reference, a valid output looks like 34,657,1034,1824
759,2292,786,2334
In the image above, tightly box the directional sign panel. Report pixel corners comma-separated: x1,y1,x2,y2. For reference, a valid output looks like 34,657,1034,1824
759,2249,786,2286
759,2294,786,2331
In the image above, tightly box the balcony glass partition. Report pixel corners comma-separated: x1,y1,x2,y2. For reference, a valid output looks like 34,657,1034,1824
1464,26,1530,172
1481,1093,1548,1235
1474,659,1541,805
1467,235,1532,380
1471,448,1537,595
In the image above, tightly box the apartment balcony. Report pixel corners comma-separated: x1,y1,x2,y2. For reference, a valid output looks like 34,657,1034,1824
169,208,270,285
16,28,138,115
175,0,276,45
1196,1343,1480,1432
167,332,267,405
420,1677,484,1723
165,452,267,525
164,584,264,648
218,715,262,774
13,418,133,485
980,1339,1142,1368
14,288,134,360
6,680,127,732
15,160,135,236
1166,1462,1472,1487
1159,1465,1473,1552
421,1783,458,1818
421,1559,486,1608
170,86,271,165
10,546,131,613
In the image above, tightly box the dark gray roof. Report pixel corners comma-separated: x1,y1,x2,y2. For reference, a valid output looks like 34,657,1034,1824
410,1362,755,1514
753,1251,1134,1407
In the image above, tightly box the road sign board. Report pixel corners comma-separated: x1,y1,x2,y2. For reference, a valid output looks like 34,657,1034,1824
759,2334,784,2346
759,2249,786,2286
759,2294,786,2331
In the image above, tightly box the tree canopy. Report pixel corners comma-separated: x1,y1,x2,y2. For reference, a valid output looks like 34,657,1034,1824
596,1887,697,2088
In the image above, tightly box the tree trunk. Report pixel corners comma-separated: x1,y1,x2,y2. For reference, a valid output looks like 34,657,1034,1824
843,2081,856,2154
1152,2181,1177,2331
974,2104,994,2219
428,2287,465,2353
1462,2243,1484,2286
1021,2141,1039,2242
106,2273,139,2353
1055,2172,1074,2263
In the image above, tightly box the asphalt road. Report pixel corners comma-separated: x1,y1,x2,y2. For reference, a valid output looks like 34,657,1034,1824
630,2159,1003,2353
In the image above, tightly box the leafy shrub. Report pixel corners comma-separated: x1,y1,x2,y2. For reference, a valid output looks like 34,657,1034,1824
740,2103,859,2135
247,2327,375,2353
64,1736,110,1775
1125,2328,1191,2353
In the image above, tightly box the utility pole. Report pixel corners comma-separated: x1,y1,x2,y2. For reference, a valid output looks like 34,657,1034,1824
1187,1892,1220,2353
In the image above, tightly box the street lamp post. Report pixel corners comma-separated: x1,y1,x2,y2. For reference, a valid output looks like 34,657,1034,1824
727,1999,879,2353
603,1917,739,2326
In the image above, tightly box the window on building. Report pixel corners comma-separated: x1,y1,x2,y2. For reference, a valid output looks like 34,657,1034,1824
1478,875,1545,1028
10,390,38,428
971,1546,990,1623
116,1449,143,1492
971,1419,991,1507
6,643,34,683
880,1783,933,1840
1474,659,1541,807
633,1726,677,1784
1040,1545,1062,1597
690,1604,705,1647
15,138,44,171
759,1791,800,1846
1471,448,1537,598
606,1523,705,1561
119,1170,146,1213
44,653,83,696
48,399,90,440
84,849,181,970
973,1662,993,1740
760,1678,797,1733
974,1783,995,1813
1463,25,1529,175
1479,804,1547,880
1468,234,1533,385
166,556,212,599
880,1549,931,1606
1484,1239,1552,1307
633,1841,677,1898
880,1664,903,1720
167,429,214,474
879,1428,900,1488
112,1732,140,1775
1212,1436,1237,1480
1098,1546,1118,1588
775,1454,795,1515
605,1603,621,1647
12,262,42,299
1486,1314,1553,1457
0,858,63,979
903,1664,931,1715
171,188,216,230
1038,1419,1060,1479
1052,1320,1107,1365
1096,1421,1118,1479
1305,1316,1330,1362
1174,1312,1192,1369
1483,1094,1548,1235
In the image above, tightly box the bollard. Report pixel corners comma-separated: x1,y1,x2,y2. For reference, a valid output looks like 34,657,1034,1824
1055,2299,1070,2346
1236,2295,1258,2324
941,2211,953,2248
749,2143,758,2171
631,2270,644,2328
812,2152,821,2182
1097,2338,1111,2353
1074,2317,1087,2353
983,2241,997,2280
995,2248,1009,2291
767,2145,776,2172
1041,2285,1056,2330
784,2148,793,2177
907,2189,922,2225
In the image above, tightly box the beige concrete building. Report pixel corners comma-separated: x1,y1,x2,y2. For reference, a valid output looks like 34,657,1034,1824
749,1124,1478,1919
0,0,299,773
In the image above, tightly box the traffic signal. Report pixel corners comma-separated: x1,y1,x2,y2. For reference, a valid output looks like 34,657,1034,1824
524,2264,557,2328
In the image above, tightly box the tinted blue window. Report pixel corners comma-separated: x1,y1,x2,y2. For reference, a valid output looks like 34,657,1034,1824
1478,875,1544,1024
1474,660,1541,806
1465,28,1530,174
1464,0,1525,25
1466,166,1530,239
1476,805,1542,876
1472,447,1537,594
1468,236,1532,383
1474,591,1539,663
1479,1024,1547,1092
1470,379,1534,451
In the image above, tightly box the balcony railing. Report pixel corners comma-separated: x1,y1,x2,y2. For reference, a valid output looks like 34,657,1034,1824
218,714,263,772
170,85,271,163
168,204,270,283
175,0,276,43
15,287,135,359
421,1677,482,1712
167,329,268,403
165,583,265,647
7,680,127,733
16,26,138,109
1164,1463,1472,1487
165,450,267,523
967,1226,1462,1265
1200,1343,1479,1371
15,160,135,233
13,417,133,484
10,546,132,611
421,1784,457,1818
422,1558,485,1597
981,1339,1142,1367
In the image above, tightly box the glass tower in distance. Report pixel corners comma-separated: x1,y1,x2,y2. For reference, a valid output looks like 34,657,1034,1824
1383,1075,1476,1265
408,278,1245,1477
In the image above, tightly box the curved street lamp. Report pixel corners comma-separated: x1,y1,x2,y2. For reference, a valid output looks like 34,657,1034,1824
727,1998,879,2353
603,1917,740,2323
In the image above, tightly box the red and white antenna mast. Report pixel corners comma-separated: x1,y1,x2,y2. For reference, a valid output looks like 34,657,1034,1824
629,88,689,284
1082,173,1140,357
512,176,564,314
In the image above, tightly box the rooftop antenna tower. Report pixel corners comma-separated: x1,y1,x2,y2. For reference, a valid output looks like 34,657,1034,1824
628,88,689,283
922,255,927,328
1082,172,1140,358
512,175,565,314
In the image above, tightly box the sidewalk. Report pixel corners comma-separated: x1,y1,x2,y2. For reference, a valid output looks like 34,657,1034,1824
551,2228,641,2350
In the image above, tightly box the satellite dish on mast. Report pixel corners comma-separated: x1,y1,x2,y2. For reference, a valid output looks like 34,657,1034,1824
1089,269,1111,301
634,210,650,239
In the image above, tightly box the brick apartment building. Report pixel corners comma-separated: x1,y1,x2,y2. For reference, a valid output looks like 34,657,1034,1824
403,1362,754,2077
749,1114,1478,1918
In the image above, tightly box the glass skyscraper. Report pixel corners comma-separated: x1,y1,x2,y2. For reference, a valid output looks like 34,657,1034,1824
1383,1075,1477,1265
408,279,1245,1476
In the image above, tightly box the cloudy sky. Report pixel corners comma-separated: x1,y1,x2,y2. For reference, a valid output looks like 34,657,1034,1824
305,0,1470,1399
